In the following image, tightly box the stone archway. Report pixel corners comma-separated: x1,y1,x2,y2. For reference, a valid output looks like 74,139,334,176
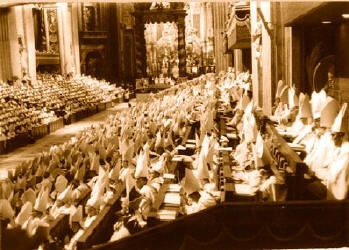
132,3,187,81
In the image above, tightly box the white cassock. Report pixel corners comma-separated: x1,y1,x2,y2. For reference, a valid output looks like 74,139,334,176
293,124,312,145
185,191,216,215
138,185,157,218
304,132,336,181
287,118,305,137
110,224,131,242
327,142,349,200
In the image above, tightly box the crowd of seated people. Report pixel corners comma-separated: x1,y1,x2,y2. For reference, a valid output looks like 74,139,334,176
0,74,125,148
0,73,221,249
1,70,348,250
272,80,349,200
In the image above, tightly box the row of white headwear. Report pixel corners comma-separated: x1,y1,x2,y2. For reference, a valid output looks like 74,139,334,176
0,74,222,236
276,80,347,133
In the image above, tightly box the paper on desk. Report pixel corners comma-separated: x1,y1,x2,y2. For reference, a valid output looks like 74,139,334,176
163,173,176,180
167,184,182,193
234,184,256,196
186,139,196,144
186,144,196,149
172,155,183,162
176,145,186,151
287,143,305,151
163,192,181,205
218,147,233,152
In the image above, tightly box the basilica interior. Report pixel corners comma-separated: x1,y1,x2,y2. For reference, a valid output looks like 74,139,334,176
1,1,349,250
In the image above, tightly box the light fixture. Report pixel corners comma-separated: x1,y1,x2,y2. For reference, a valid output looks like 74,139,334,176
322,21,332,24
342,14,349,19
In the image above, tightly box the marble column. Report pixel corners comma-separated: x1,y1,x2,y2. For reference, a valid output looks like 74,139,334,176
234,49,243,73
200,3,207,42
177,16,186,77
261,1,273,116
212,2,230,73
57,3,75,75
57,7,65,75
71,3,81,75
22,5,36,81
7,7,21,80
0,8,12,82
62,3,74,74
6,5,36,82
250,1,262,108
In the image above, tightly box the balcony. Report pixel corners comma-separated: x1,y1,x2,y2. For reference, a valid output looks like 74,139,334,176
225,4,251,52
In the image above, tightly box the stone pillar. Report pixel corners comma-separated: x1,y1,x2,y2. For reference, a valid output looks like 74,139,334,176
234,49,243,73
6,5,36,82
7,7,21,79
250,1,261,107
57,7,65,74
0,8,12,82
212,2,231,73
134,15,146,78
206,3,214,70
71,3,81,75
206,3,213,39
177,16,186,77
57,3,75,75
261,1,273,116
200,3,206,42
61,3,74,74
22,5,36,81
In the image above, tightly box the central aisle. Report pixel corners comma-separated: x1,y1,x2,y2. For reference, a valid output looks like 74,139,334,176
0,102,130,173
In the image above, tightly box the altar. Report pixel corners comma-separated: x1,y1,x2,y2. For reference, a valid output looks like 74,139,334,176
132,3,187,83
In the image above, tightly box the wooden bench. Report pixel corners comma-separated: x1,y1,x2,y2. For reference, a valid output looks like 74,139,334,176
32,124,49,140
97,103,106,112
76,183,125,250
265,122,308,200
48,117,64,134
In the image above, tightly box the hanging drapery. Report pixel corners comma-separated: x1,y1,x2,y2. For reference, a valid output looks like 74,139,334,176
0,9,12,82
226,4,251,51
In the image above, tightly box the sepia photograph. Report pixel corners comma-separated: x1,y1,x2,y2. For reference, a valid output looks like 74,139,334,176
0,1,349,249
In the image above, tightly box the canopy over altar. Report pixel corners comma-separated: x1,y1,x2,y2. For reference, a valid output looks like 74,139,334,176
132,3,187,81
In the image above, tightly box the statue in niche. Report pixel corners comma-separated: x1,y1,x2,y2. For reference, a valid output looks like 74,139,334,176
18,35,29,78
84,6,96,31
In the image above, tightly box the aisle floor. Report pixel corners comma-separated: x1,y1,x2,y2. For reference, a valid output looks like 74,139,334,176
0,102,129,176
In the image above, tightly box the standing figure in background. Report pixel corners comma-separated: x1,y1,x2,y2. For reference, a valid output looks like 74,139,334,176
323,66,340,102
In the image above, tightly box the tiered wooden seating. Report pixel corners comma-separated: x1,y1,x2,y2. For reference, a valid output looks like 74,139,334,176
91,201,349,250
75,184,125,250
48,117,64,134
149,183,182,222
32,123,49,140
261,117,308,200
